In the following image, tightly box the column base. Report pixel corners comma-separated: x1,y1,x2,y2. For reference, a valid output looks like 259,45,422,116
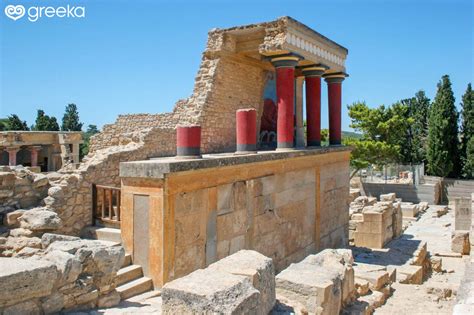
307,140,321,147
329,140,342,146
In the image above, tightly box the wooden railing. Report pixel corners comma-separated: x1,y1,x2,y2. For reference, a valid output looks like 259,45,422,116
92,184,121,227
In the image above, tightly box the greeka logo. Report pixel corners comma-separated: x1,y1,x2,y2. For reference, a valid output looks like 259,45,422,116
4,4,25,21
4,3,85,22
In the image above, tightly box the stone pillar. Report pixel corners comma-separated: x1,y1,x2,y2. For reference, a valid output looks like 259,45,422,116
271,56,299,150
28,146,42,167
176,125,201,158
295,77,305,147
236,108,257,154
72,143,80,164
6,147,19,166
303,65,327,147
324,72,348,145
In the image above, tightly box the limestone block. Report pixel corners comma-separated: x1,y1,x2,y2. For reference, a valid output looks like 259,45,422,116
208,250,275,314
19,207,62,231
354,278,370,296
379,193,396,202
41,233,80,249
44,250,82,285
162,269,259,314
454,197,472,231
358,290,385,311
354,270,389,291
397,265,423,284
276,249,355,314
276,265,341,315
430,257,443,273
451,231,470,255
354,232,384,249
401,203,418,218
0,257,58,308
3,209,26,227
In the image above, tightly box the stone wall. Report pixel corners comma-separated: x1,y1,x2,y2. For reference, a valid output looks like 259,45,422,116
120,148,351,286
0,235,124,314
0,167,49,218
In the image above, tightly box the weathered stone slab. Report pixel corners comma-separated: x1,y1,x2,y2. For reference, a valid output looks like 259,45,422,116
209,250,275,314
401,203,418,218
276,249,355,314
397,265,423,284
454,197,472,231
162,268,259,314
19,207,62,231
0,257,58,308
451,230,470,255
379,193,396,202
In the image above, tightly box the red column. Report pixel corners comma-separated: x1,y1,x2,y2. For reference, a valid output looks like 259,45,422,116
324,73,348,145
29,146,41,167
236,108,257,153
6,147,19,166
303,66,327,147
271,56,299,150
176,125,201,158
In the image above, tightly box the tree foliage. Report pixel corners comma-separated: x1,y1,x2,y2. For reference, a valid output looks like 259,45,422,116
460,83,474,178
62,103,83,131
400,91,430,164
32,110,59,131
344,137,399,178
6,114,29,131
346,102,402,177
426,75,459,177
80,124,100,158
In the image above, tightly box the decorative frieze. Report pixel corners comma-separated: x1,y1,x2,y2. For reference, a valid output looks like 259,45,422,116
285,32,346,67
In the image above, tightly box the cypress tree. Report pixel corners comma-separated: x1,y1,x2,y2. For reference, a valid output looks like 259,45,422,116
426,75,459,177
411,91,430,164
460,83,474,178
62,103,83,131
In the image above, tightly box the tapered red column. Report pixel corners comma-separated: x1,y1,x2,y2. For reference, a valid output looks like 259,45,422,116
176,125,201,158
303,66,327,147
29,146,42,167
324,72,348,145
236,108,257,153
6,147,19,166
271,56,299,150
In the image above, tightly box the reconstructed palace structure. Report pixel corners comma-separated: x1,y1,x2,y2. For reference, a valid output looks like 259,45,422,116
0,131,83,171
95,17,352,287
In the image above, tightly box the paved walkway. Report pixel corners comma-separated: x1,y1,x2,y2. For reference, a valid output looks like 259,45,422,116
375,205,468,314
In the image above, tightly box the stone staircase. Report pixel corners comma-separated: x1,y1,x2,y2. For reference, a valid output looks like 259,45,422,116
116,253,154,299
82,226,154,300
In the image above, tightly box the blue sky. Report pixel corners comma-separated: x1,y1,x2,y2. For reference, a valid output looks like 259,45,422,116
1,0,472,131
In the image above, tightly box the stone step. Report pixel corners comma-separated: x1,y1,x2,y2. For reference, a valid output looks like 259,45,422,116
122,253,132,268
126,290,162,303
117,277,153,300
116,264,143,286
82,226,122,244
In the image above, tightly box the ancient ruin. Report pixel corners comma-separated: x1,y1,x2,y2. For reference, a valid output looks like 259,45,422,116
0,16,473,315
0,131,83,171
